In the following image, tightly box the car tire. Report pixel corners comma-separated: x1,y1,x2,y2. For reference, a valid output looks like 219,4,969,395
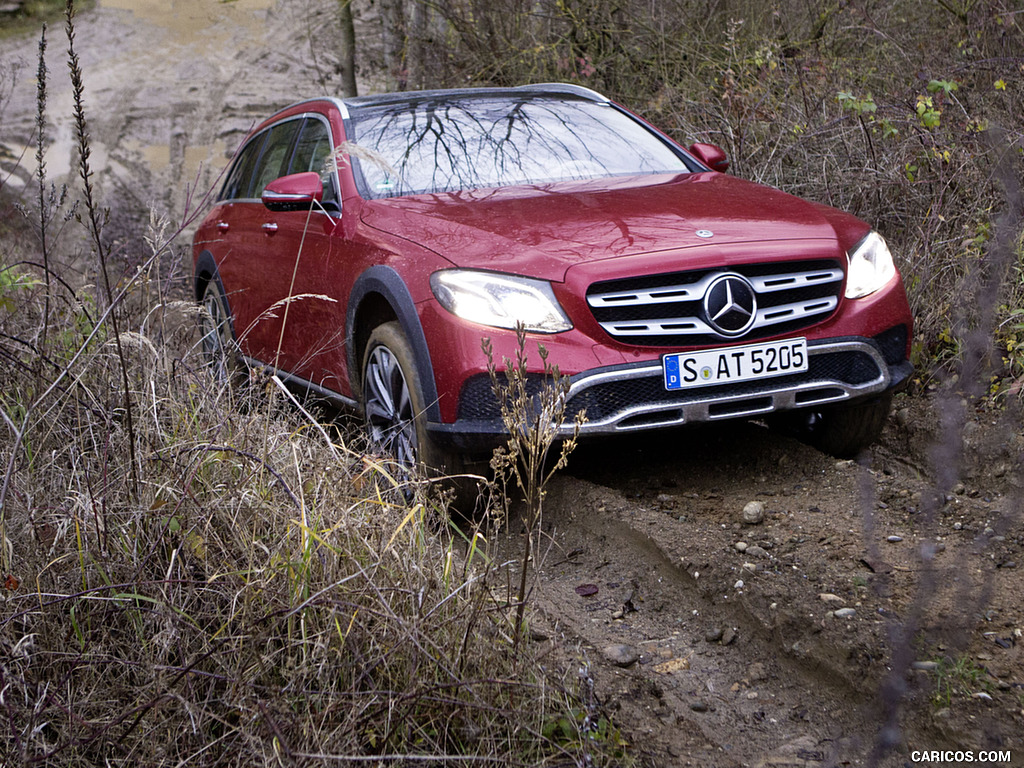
361,322,487,515
361,322,462,472
199,277,246,389
800,393,894,458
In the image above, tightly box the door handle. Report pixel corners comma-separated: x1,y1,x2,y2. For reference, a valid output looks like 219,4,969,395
262,222,278,234
216,221,229,232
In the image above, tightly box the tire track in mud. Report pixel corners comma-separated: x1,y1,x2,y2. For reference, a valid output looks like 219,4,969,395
529,473,888,766
510,417,997,766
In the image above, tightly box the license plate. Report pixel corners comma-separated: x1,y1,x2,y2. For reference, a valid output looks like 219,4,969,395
663,338,808,390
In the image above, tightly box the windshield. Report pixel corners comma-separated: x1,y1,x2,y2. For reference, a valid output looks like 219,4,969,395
347,95,692,199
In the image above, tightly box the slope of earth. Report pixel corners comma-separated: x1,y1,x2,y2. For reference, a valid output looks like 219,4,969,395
510,392,1024,766
0,0,346,221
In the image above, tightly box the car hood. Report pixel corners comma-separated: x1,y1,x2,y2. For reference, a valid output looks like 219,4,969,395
358,172,855,282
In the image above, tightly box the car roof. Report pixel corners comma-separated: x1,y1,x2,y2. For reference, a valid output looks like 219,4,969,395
342,82,609,111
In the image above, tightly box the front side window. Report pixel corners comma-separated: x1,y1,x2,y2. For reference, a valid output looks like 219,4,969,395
289,117,340,211
290,117,333,175
347,95,691,199
249,119,303,198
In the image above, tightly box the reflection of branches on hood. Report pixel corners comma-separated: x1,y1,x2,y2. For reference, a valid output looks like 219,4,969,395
327,141,402,185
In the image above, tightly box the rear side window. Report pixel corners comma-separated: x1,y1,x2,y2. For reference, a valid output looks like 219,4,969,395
220,133,266,201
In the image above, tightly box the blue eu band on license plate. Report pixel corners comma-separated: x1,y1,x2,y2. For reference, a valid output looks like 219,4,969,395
663,338,808,391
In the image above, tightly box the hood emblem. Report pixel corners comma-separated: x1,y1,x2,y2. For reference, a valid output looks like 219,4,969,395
703,274,757,337
696,229,714,238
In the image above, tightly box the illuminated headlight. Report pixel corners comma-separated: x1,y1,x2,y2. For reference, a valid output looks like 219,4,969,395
845,231,896,299
430,270,572,333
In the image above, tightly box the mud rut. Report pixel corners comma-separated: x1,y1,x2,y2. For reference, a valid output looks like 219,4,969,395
499,413,1023,767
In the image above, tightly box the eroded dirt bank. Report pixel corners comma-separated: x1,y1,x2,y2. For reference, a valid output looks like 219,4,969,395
520,394,1024,766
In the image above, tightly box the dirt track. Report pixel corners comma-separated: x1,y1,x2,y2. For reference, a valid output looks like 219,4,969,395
3,3,1024,766
525,396,1024,766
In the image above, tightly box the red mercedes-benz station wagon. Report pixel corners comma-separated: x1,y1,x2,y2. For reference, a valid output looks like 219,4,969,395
193,83,913,476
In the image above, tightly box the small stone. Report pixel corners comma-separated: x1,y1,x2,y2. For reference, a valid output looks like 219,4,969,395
834,608,856,619
745,545,769,558
734,579,745,589
819,593,845,604
611,609,624,620
735,541,748,552
747,662,767,681
998,561,1017,569
953,483,966,495
656,493,676,506
887,535,903,543
705,628,724,643
742,562,757,574
896,408,910,427
912,661,939,671
721,627,738,645
602,644,639,667
742,501,765,525
690,700,709,712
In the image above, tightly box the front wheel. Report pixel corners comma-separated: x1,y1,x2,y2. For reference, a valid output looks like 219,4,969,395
789,394,894,458
361,321,458,477
361,322,486,514
198,277,246,389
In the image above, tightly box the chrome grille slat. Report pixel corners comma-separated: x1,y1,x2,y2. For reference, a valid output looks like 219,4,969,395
749,268,843,293
599,316,712,336
587,260,844,345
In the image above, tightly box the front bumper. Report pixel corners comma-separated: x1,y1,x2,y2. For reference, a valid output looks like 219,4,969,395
428,328,912,453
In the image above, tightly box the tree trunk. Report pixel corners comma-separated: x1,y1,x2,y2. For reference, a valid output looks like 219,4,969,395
338,0,358,97
408,0,428,90
380,0,407,90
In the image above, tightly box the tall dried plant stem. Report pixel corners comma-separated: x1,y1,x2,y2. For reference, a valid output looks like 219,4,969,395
484,327,585,654
65,0,139,498
34,24,51,392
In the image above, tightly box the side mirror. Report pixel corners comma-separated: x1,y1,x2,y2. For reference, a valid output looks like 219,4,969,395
688,143,729,173
262,172,324,212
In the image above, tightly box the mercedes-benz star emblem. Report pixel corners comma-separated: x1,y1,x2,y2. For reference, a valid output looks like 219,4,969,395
703,274,757,337
696,229,714,238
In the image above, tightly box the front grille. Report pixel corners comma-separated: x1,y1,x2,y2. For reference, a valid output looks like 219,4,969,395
587,259,844,346
456,342,885,425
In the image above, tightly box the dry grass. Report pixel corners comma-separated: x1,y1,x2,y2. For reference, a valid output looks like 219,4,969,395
0,217,621,767
0,11,624,766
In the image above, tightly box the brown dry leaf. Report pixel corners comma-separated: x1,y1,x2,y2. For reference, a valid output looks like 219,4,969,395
654,656,691,674
4,574,20,591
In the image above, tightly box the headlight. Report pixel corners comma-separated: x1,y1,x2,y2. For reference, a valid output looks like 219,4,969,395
845,231,896,299
430,270,572,333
